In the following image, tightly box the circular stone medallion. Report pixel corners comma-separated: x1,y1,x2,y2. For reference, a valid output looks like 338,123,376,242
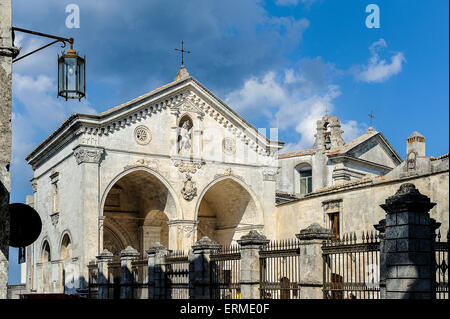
222,137,236,155
134,125,152,145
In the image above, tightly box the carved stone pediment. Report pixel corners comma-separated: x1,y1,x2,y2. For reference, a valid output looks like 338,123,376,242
322,199,342,213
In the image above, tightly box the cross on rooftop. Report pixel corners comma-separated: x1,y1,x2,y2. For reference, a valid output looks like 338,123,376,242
174,40,191,66
369,110,375,127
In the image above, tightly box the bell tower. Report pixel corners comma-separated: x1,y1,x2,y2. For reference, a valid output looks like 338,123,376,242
313,114,345,152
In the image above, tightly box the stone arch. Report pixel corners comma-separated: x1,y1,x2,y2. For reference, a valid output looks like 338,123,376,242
100,167,182,220
103,226,126,256
101,167,181,256
194,176,264,246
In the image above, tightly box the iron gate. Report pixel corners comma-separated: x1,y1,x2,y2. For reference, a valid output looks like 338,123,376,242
210,245,241,299
322,232,380,299
435,231,449,299
164,250,189,299
259,239,301,299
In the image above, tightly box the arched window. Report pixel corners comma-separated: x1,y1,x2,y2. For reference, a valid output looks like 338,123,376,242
42,240,51,263
324,122,331,150
60,234,72,260
295,164,312,195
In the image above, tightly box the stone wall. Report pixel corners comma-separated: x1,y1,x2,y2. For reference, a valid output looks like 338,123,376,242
275,169,449,241
0,0,12,299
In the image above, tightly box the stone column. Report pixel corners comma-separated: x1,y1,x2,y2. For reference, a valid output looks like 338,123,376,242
379,183,438,299
146,242,170,299
96,249,114,299
237,230,269,299
189,236,221,299
0,0,14,299
120,246,139,299
72,145,104,293
296,223,333,299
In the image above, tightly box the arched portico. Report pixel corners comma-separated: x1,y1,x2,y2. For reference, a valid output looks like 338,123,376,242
100,168,181,256
195,176,264,247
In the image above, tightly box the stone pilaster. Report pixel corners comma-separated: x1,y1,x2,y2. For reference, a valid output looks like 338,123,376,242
72,145,104,291
120,246,139,299
96,249,114,299
296,223,334,299
237,230,269,299
379,183,437,299
147,242,170,299
189,236,221,299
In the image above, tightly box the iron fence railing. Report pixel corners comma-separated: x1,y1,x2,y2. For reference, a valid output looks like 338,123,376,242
259,239,301,299
435,231,449,299
210,245,241,299
164,250,189,299
322,231,380,299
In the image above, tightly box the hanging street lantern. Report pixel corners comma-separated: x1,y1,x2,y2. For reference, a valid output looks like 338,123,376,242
10,27,86,101
58,39,86,101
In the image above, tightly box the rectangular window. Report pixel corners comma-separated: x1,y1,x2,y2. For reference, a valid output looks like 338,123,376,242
299,170,312,195
329,212,340,240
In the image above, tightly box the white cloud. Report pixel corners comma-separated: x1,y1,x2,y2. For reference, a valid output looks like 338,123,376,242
11,72,96,200
226,58,364,151
276,0,316,7
354,38,406,83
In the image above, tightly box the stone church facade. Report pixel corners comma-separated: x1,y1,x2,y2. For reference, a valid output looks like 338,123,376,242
22,66,449,295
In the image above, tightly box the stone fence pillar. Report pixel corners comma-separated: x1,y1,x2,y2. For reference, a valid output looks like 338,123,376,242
147,242,169,299
120,246,139,299
296,223,334,299
379,183,439,299
189,236,221,299
237,230,269,299
96,249,114,299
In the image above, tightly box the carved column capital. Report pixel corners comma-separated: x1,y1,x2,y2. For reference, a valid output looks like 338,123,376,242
73,145,104,165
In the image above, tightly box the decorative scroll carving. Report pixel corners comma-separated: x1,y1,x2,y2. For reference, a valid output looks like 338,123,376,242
262,167,279,181
124,158,159,171
73,146,104,165
173,160,205,174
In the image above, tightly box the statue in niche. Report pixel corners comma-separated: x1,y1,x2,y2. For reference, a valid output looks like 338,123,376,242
178,117,193,155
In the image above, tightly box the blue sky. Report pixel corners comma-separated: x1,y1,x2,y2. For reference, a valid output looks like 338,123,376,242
8,0,449,283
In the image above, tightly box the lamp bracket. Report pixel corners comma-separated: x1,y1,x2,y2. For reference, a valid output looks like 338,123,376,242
11,27,74,63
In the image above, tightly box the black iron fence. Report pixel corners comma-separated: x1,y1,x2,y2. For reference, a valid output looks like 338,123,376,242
435,231,449,299
322,231,380,299
259,239,301,299
210,245,241,299
164,250,189,299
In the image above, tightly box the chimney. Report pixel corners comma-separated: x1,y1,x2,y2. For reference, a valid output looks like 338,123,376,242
406,132,425,157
